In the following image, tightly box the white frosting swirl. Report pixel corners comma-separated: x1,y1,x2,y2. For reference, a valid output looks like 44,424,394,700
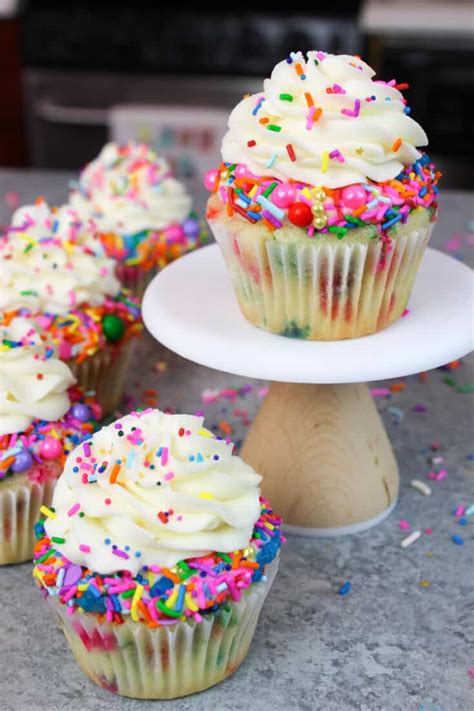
0,317,75,436
69,142,193,234
45,410,262,574
221,51,428,188
0,202,120,314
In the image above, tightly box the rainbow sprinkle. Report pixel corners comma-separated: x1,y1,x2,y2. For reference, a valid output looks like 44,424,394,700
33,498,283,627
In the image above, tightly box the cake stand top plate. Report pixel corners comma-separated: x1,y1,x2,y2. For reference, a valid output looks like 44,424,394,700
142,244,473,384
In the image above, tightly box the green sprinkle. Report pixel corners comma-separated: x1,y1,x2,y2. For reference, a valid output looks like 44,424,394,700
443,376,456,387
121,588,136,599
263,182,278,198
156,600,183,618
457,383,474,393
19,290,38,296
216,552,232,563
344,215,364,225
36,550,54,564
23,243,34,253
328,226,348,239
267,124,282,132
279,93,293,102
177,560,191,573
51,537,66,544
79,512,85,518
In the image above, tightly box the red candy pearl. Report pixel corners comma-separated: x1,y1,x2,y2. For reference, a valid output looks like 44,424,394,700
288,202,313,227
341,184,367,209
40,437,63,460
272,183,297,208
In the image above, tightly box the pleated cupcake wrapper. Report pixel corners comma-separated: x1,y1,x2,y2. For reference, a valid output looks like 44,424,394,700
67,340,135,417
211,219,434,340
46,557,278,699
0,469,60,565
115,264,156,301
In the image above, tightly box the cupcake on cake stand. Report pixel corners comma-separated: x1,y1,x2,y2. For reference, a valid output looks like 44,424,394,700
142,243,473,536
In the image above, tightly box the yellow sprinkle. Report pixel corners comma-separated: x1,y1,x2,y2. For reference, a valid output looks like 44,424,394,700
321,151,329,173
131,583,143,622
199,492,214,500
198,428,213,438
165,586,179,609
185,593,198,612
40,505,56,519
248,185,258,199
77,584,88,591
264,522,275,530
301,187,312,200
419,579,431,588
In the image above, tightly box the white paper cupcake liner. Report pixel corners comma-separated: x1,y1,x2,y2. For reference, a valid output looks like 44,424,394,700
211,216,434,340
67,340,135,416
0,469,59,565
46,557,278,699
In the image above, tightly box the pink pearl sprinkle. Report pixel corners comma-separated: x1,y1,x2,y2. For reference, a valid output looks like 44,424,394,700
164,472,174,481
79,544,91,553
436,470,447,481
399,520,410,530
425,527,433,534
455,506,465,517
470,667,474,678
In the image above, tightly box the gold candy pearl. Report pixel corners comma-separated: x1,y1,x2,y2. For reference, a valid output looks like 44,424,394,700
314,190,326,202
220,170,229,181
311,203,325,216
314,215,328,229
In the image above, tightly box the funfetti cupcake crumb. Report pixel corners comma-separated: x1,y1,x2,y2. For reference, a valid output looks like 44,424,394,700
205,50,440,341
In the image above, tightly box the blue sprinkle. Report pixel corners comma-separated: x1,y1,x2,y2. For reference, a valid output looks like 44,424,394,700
459,518,467,526
338,581,351,596
404,106,411,114
247,211,262,220
452,535,464,545
382,215,402,230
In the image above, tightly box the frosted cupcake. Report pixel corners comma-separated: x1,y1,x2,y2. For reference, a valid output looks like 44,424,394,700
0,201,142,414
69,142,203,298
0,316,100,564
205,50,440,340
33,409,283,699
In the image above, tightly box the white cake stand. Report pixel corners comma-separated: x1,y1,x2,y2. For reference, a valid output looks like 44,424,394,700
143,245,474,536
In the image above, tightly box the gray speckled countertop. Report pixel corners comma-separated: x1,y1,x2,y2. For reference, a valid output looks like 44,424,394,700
0,170,473,711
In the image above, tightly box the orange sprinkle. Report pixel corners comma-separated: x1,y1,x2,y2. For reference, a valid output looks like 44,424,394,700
259,117,269,125
304,92,314,107
295,63,304,76
218,420,232,435
390,382,406,392
313,107,323,122
0,456,15,470
419,372,428,382
160,568,181,584
109,463,121,484
392,138,402,152
34,196,45,205
240,561,260,570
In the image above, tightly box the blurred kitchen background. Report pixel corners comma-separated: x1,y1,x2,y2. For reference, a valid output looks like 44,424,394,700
1,0,473,200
